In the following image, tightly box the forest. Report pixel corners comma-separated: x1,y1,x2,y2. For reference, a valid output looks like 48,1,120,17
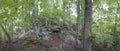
0,0,120,51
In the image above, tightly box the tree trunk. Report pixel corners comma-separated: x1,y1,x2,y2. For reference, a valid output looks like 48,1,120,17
83,0,92,51
76,0,81,45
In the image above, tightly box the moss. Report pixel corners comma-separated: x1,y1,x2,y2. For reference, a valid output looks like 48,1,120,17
49,47,57,51
23,41,32,46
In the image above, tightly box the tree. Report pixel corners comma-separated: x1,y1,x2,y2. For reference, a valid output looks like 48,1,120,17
83,0,93,51
76,0,81,45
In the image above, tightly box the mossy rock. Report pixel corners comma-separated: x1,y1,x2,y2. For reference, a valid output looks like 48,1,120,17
23,41,32,46
49,47,58,51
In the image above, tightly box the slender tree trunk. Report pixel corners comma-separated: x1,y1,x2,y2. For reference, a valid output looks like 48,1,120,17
76,0,81,45
83,0,92,51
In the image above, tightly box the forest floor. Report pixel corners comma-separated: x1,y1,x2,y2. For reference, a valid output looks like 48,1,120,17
0,23,116,51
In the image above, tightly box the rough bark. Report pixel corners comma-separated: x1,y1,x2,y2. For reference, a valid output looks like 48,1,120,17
83,0,92,51
76,0,81,45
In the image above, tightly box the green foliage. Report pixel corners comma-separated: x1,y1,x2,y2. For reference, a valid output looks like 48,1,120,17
0,0,120,51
